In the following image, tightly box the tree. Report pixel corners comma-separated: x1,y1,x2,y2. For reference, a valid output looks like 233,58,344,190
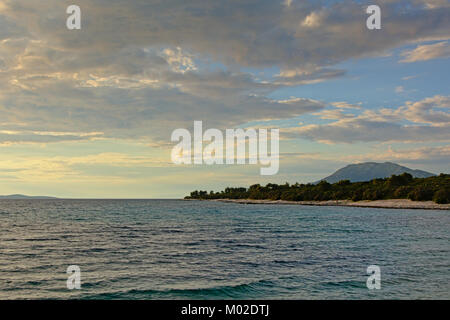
185,173,449,204
433,189,449,204
388,173,413,186
408,187,433,201
337,180,351,186
394,186,410,198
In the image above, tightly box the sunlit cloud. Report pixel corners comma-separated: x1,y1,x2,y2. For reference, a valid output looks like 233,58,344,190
400,41,450,63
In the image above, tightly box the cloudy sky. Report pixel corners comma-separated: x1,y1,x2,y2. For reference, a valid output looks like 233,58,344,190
0,0,449,198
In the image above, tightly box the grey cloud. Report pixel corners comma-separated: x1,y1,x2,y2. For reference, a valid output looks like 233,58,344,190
0,72,325,143
0,1,449,144
0,131,103,144
284,95,450,143
287,119,450,143
2,0,449,69
346,145,450,163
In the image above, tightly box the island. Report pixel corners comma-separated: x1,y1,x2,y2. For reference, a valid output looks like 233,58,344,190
0,194,58,199
185,173,450,210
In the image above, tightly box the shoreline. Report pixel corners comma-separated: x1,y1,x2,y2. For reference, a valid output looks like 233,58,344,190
201,199,450,210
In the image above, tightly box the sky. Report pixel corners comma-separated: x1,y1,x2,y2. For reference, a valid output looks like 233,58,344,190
0,0,449,198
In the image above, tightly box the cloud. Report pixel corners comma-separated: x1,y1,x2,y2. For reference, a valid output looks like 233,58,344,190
162,47,197,74
302,11,325,28
286,119,450,144
342,145,450,165
2,0,449,70
0,130,103,145
0,70,326,144
0,151,175,182
400,95,450,124
283,0,293,8
5,0,446,67
283,96,450,143
330,102,362,110
395,86,405,93
0,38,326,143
400,41,450,62
0,0,448,145
275,67,346,85
415,0,450,9
402,75,418,80
312,109,355,120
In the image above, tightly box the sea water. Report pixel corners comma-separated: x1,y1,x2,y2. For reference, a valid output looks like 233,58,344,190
0,199,448,299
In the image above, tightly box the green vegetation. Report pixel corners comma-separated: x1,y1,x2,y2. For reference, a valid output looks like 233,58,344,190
186,173,450,204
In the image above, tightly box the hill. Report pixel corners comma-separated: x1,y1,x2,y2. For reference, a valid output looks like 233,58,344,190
0,194,58,199
319,162,434,183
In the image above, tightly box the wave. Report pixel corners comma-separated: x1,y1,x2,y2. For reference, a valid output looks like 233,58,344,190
317,280,366,289
82,279,275,300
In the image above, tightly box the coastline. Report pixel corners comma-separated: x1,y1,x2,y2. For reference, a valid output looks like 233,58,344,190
202,198,450,210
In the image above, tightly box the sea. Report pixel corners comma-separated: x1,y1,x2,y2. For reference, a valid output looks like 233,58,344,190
0,199,448,299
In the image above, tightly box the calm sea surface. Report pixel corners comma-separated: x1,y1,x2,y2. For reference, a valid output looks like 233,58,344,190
0,199,448,299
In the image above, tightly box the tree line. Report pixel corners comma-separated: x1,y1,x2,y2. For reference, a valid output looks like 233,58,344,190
185,173,450,204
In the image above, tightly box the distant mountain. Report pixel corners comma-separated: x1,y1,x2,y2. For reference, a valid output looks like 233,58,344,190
319,162,435,184
0,194,58,199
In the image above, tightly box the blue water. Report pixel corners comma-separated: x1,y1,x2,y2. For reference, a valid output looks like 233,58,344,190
0,199,448,299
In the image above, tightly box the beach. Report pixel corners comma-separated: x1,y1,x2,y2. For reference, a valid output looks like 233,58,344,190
210,199,450,210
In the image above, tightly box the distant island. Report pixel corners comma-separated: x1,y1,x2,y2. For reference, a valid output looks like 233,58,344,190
185,163,449,206
318,162,434,184
0,194,58,199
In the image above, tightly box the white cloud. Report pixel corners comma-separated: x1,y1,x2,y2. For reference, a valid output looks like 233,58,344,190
395,86,405,93
342,145,450,167
283,96,450,143
162,47,197,74
275,67,346,85
312,109,355,120
400,41,450,63
330,102,362,110
415,0,450,9
302,11,324,28
283,0,293,8
400,95,450,124
402,75,418,80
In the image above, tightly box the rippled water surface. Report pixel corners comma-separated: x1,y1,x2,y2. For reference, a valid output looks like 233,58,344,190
0,199,448,299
